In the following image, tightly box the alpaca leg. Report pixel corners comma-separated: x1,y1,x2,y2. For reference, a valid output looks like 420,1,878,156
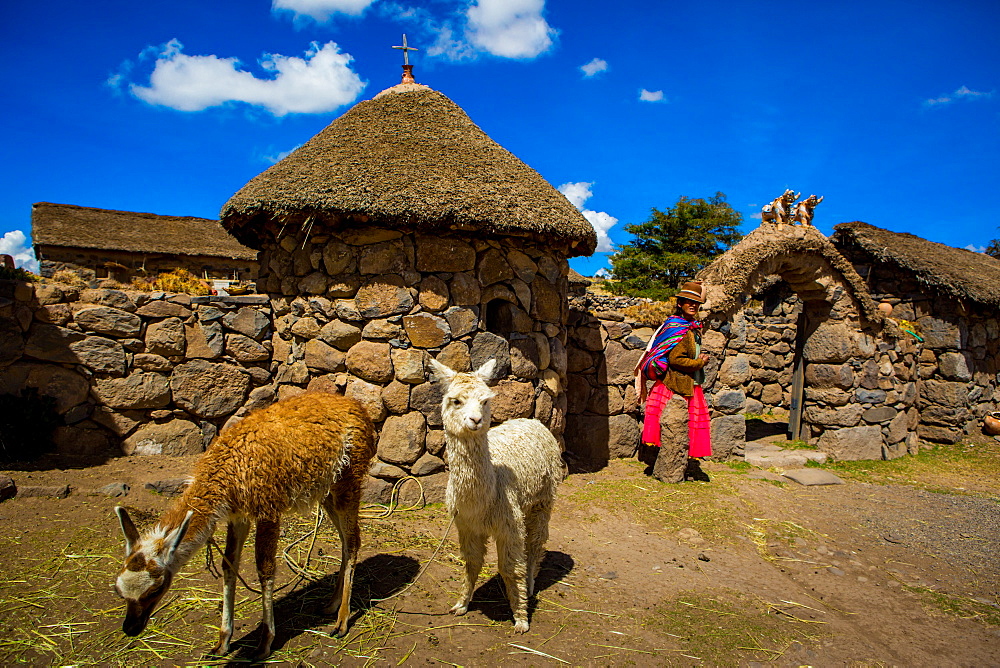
322,496,359,637
451,528,486,616
496,533,529,633
209,518,250,656
524,505,552,597
251,519,280,661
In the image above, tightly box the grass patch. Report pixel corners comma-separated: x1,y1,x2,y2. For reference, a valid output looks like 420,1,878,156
644,589,822,666
0,507,457,666
726,460,752,472
904,586,1000,626
564,460,749,543
804,438,1000,499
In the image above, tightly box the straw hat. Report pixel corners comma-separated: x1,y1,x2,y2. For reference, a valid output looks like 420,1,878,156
676,280,706,303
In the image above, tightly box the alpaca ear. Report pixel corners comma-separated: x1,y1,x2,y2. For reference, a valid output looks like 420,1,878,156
165,511,194,562
116,506,140,555
428,357,456,384
475,359,497,383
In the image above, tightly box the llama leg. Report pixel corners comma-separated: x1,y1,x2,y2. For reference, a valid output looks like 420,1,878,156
496,532,529,632
451,527,486,616
524,505,552,597
322,496,359,637
209,518,250,656
251,518,280,660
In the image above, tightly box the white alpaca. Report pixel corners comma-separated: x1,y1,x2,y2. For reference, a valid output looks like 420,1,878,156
429,357,563,633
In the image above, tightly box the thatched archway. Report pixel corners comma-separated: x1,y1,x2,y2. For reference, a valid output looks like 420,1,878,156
699,225,883,323
696,224,902,454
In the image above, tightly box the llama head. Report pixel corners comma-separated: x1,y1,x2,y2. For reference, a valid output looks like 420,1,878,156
114,506,194,636
429,358,496,434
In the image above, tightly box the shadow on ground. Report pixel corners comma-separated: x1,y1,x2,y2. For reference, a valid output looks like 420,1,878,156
466,550,575,626
224,553,420,663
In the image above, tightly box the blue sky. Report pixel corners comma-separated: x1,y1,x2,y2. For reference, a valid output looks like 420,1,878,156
1,0,997,276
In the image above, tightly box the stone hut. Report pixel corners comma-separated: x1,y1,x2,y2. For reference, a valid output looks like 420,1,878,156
31,202,257,282
219,78,595,496
694,223,923,461
832,221,1000,443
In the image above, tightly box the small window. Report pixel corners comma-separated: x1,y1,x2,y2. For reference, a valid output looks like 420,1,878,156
484,298,515,336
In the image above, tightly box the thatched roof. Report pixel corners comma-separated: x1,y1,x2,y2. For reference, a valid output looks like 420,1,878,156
698,224,884,325
221,83,596,257
833,221,1000,308
32,202,257,261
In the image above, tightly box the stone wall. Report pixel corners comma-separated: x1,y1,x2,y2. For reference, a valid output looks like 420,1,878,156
707,277,923,460
253,228,572,502
0,279,271,460
563,295,646,469
855,264,1000,444
37,247,257,283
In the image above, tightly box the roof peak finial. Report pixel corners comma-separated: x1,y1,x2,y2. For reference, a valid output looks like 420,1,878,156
392,33,419,84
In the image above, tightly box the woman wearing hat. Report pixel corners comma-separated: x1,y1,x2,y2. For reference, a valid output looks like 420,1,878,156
634,280,712,474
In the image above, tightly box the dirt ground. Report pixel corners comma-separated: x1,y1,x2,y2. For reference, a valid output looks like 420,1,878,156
1,436,999,667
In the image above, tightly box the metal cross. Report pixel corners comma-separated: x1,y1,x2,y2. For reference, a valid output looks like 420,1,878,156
392,34,418,66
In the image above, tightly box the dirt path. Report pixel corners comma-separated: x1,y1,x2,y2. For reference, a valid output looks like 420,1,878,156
1,444,998,667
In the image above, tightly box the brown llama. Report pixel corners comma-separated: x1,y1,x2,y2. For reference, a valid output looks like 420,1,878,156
113,392,376,660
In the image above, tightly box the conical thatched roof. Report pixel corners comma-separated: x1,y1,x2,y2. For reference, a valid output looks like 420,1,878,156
32,202,256,260
832,221,1000,308
697,224,883,324
221,83,596,257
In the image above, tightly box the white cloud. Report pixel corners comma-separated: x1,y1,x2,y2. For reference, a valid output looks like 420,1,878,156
965,244,987,253
580,57,607,77
749,211,763,220
125,40,366,116
466,0,556,59
557,181,592,210
272,0,377,21
387,0,556,61
639,88,664,102
594,267,611,279
923,85,993,108
0,230,39,273
558,181,618,253
262,144,302,164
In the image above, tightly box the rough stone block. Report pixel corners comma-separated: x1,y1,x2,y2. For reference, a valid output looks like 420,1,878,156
355,276,413,318
93,371,171,410
816,425,882,460
713,389,746,415
345,340,393,383
782,469,844,486
403,313,451,348
170,360,250,419
123,419,203,456
710,414,746,460
378,412,426,466
416,236,476,273
862,406,897,424
938,352,972,382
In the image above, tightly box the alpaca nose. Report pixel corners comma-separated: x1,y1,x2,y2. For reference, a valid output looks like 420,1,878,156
469,416,482,429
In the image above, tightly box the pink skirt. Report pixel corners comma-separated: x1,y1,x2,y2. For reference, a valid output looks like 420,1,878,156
641,382,712,458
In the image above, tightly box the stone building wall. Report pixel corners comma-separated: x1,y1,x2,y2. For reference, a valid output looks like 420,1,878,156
0,279,272,460
253,227,572,502
37,246,257,282
1,228,578,501
706,276,923,460
854,264,1000,444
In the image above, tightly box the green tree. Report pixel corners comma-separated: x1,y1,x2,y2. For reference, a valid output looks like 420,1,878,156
986,228,1000,259
607,192,743,300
